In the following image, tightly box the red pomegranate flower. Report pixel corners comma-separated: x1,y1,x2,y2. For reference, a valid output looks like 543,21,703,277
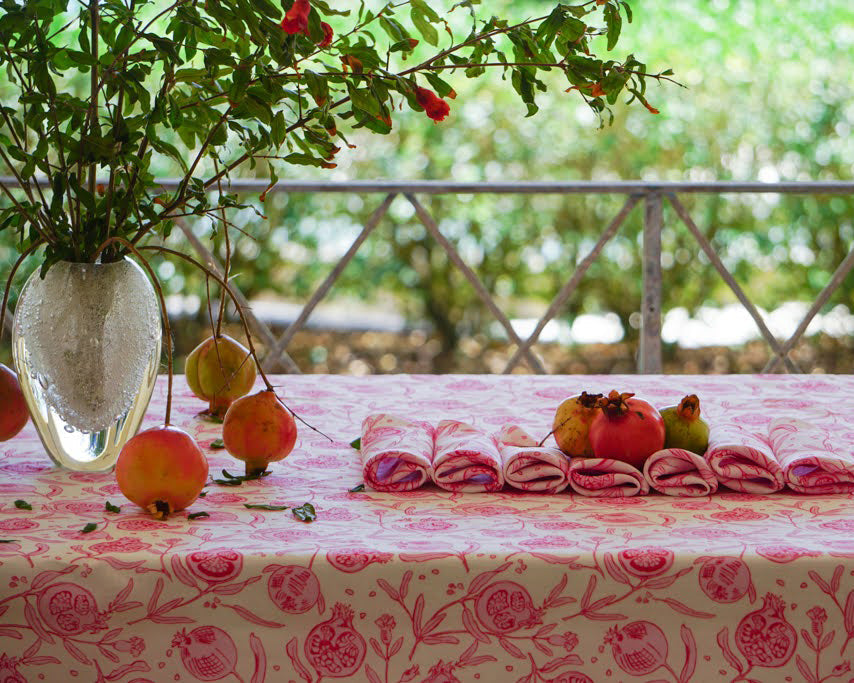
415,86,450,122
318,22,334,48
281,0,311,36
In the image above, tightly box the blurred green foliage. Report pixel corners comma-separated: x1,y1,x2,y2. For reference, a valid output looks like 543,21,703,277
3,0,854,367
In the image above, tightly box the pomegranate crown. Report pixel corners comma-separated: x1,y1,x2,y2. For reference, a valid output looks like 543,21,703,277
676,394,701,421
171,629,191,648
762,592,786,615
597,390,634,418
578,391,603,409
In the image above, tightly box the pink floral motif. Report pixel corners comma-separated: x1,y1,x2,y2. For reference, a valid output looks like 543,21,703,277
755,545,821,563
710,506,769,521
89,537,151,554
0,518,38,531
327,549,393,573
617,546,674,578
406,518,457,532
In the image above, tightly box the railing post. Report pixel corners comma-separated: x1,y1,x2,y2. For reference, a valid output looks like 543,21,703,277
640,192,663,373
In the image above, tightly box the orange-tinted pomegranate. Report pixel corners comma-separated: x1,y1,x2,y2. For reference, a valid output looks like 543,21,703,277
115,426,208,519
222,389,297,476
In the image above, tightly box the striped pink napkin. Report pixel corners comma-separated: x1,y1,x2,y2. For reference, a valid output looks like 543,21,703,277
643,448,718,497
494,425,571,493
433,420,504,492
706,422,785,493
769,418,854,494
360,414,435,492
568,458,649,497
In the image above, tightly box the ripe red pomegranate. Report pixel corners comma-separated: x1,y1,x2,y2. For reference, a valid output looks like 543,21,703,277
172,626,238,681
186,549,243,584
604,620,668,676
267,565,321,613
0,364,28,441
698,556,751,603
222,389,297,476
589,391,665,468
475,581,542,634
115,426,208,520
734,593,796,667
617,546,674,578
304,603,366,678
37,582,107,636
185,334,256,416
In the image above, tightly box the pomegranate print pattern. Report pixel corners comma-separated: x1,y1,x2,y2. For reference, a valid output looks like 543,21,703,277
172,626,238,681
2,373,854,681
734,593,797,667
304,603,366,678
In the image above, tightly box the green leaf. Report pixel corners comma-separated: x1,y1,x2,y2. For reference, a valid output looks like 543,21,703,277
348,483,365,493
604,4,622,51
243,503,290,510
105,501,122,513
411,5,439,46
81,523,97,533
349,437,361,449
292,502,316,523
210,439,225,449
198,490,208,497
14,500,32,510
0,540,17,543
188,511,210,520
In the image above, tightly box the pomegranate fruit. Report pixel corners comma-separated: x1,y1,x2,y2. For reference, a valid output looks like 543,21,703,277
551,391,602,457
734,593,796,667
267,565,321,613
222,389,297,476
304,602,366,678
38,582,107,636
617,546,674,578
589,391,665,468
0,364,28,441
172,625,238,681
604,620,668,676
475,581,542,634
185,334,256,416
698,556,751,603
115,426,208,520
660,394,709,454
186,548,243,584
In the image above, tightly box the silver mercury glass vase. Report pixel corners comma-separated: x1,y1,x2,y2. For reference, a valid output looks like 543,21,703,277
12,258,161,471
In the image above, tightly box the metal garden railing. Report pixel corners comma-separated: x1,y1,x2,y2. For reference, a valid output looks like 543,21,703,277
4,179,854,375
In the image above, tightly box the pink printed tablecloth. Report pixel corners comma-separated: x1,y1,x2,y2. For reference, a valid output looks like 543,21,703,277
3,374,854,683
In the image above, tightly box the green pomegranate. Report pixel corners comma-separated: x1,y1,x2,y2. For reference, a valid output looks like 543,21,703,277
660,394,709,454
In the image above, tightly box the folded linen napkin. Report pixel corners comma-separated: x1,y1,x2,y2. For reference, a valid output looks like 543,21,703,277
494,425,571,493
568,458,649,497
705,422,785,493
643,448,718,497
768,418,854,494
360,413,435,492
433,420,504,492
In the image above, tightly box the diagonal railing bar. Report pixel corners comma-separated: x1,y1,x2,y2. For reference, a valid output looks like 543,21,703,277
667,194,801,373
502,195,641,373
763,241,854,373
405,193,547,374
262,193,397,372
175,220,301,374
